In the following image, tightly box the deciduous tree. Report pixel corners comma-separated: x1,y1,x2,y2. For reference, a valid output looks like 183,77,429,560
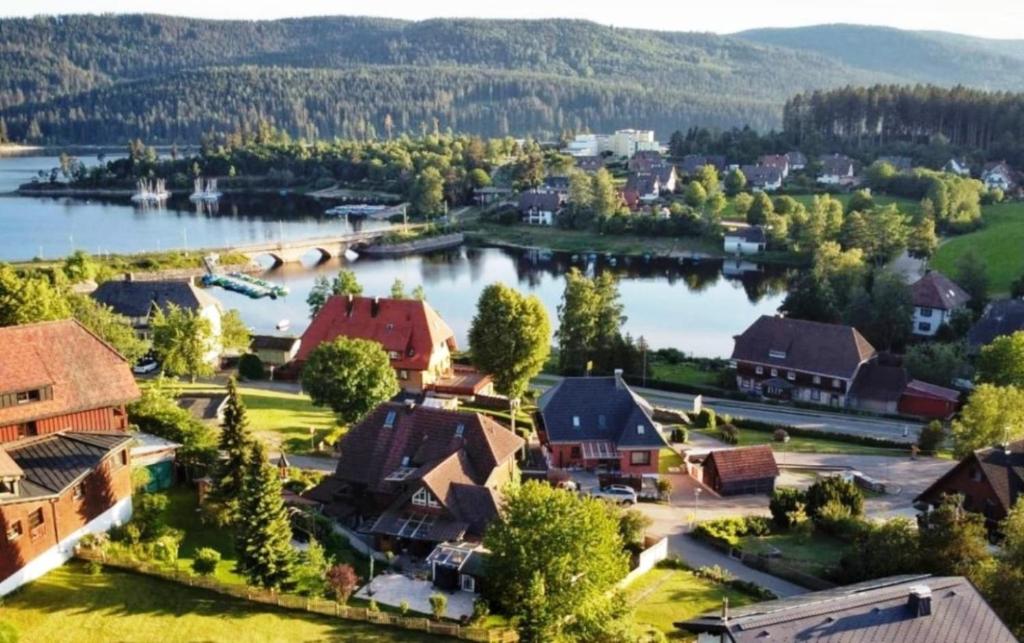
150,303,215,382
976,331,1024,387
468,283,551,399
302,337,399,424
953,384,1024,455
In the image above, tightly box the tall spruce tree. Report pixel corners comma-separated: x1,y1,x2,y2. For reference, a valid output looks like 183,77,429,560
210,378,253,524
236,439,295,589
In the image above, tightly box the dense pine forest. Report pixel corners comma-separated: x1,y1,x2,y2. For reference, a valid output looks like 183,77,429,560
0,14,1013,145
782,85,1024,166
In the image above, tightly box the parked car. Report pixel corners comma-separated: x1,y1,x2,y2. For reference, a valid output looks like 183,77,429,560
590,484,638,505
133,357,159,374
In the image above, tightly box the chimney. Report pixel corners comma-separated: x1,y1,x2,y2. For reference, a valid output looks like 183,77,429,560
614,368,624,389
722,597,729,622
371,296,380,318
404,399,416,413
346,294,355,317
908,585,932,618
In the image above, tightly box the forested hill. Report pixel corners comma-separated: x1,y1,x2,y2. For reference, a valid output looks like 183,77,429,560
735,24,1024,90
0,15,1017,144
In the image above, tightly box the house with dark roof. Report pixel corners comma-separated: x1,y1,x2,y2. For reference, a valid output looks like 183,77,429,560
916,440,1024,532
0,431,135,595
731,316,876,409
910,271,970,337
574,156,604,173
304,402,523,555
785,151,807,171
92,274,224,364
676,574,1016,643
739,165,782,192
943,157,971,177
250,334,301,367
295,295,458,393
542,175,570,194
694,446,779,496
680,155,727,176
628,150,665,172
625,173,662,201
968,299,1024,352
0,320,140,443
818,154,856,186
536,371,668,474
982,161,1015,191
722,226,767,255
517,190,563,225
847,362,960,419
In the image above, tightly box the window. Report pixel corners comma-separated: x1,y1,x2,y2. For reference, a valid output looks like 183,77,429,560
970,467,982,482
73,483,85,499
919,307,933,318
918,322,932,332
636,424,645,435
412,488,430,507
455,423,465,438
755,366,764,375
810,389,821,401
572,416,580,429
388,350,400,359
399,370,409,380
28,508,44,538
597,415,607,430
630,451,652,466
384,411,397,428
770,368,778,377
570,446,582,459
460,574,476,593
5,520,22,543
813,375,821,385
832,379,842,389
787,371,796,381
15,390,40,405
0,480,15,495
768,349,787,359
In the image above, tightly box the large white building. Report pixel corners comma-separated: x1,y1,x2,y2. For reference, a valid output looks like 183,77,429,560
565,130,659,159
565,134,609,157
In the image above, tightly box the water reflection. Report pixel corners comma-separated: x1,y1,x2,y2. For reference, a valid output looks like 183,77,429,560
226,247,788,358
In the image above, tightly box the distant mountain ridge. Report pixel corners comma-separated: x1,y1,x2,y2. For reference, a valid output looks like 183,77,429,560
0,15,1019,143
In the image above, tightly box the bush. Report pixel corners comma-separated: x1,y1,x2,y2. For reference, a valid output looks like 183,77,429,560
368,600,380,613
86,560,103,576
773,428,789,442
133,492,170,540
670,427,688,443
718,424,739,445
399,600,411,615
693,516,768,547
695,407,717,430
471,598,490,622
326,563,359,603
805,476,864,518
429,593,448,621
192,547,221,576
769,488,806,528
152,533,182,564
815,500,866,540
917,421,945,455
238,353,265,380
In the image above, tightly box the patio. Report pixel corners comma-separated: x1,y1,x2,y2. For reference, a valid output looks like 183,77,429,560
354,573,477,620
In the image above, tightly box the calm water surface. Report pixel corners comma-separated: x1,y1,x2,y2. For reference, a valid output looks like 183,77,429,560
0,155,788,357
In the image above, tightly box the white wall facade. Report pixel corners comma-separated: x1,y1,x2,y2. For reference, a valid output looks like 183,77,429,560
723,236,764,255
912,306,953,337
0,496,133,596
612,130,656,158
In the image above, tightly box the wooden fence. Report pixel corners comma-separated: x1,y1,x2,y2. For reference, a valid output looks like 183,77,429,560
75,549,517,642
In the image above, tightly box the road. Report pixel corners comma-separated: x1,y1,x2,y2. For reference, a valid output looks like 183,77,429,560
533,375,919,443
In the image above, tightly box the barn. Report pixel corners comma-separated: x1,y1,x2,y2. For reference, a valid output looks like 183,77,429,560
898,380,961,420
702,445,779,496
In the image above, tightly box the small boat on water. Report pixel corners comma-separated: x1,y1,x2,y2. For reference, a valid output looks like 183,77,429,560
189,178,222,202
325,204,390,217
131,178,169,204
344,248,360,262
201,272,289,300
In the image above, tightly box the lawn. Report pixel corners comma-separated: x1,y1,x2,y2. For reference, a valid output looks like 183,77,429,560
649,359,723,389
140,379,340,455
692,427,908,457
624,566,755,638
737,532,849,578
467,222,721,256
659,448,684,474
1,563,453,643
932,201,1024,294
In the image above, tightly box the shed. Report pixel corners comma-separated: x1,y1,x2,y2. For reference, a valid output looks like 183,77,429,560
702,445,779,496
899,380,961,420
130,432,181,491
250,335,301,367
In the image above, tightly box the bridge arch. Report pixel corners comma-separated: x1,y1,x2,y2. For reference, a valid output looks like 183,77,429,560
249,252,285,268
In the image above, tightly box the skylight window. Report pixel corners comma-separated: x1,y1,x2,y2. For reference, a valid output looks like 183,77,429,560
455,423,465,438
768,349,787,359
384,410,397,428
572,416,580,428
598,415,607,430
637,424,645,435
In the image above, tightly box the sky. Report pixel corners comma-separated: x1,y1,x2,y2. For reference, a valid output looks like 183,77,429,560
4,0,1024,40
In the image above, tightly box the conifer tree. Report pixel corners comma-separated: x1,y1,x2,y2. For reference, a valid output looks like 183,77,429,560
236,439,295,589
210,378,253,524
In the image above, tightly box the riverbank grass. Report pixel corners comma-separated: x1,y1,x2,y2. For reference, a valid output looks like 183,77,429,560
932,201,1024,294
466,222,721,256
693,427,909,457
1,563,451,643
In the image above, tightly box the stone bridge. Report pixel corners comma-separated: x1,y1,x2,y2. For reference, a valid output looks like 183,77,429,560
231,229,392,265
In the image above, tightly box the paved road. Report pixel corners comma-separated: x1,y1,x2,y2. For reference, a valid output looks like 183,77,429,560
667,532,807,598
533,375,920,443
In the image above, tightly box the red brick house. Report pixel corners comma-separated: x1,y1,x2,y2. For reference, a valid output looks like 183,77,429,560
1,432,134,595
0,320,141,442
294,295,462,394
916,440,1023,532
536,371,668,474
305,402,523,555
694,446,779,496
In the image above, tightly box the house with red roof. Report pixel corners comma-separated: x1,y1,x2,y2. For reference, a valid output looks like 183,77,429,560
0,320,140,443
304,402,523,555
294,295,462,394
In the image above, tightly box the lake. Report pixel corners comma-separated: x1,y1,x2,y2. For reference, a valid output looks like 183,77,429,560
0,154,789,357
